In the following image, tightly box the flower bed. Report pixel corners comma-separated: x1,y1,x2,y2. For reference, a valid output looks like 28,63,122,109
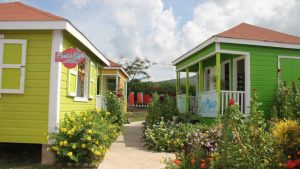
164,91,300,169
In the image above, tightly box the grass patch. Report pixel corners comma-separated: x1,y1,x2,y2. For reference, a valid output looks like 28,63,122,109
131,112,147,122
190,115,216,125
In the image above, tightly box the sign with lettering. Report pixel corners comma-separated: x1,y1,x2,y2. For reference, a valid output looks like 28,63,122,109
198,92,218,117
55,48,86,69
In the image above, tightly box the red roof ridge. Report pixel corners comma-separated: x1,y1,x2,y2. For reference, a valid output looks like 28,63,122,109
108,59,122,68
216,22,300,45
0,2,65,21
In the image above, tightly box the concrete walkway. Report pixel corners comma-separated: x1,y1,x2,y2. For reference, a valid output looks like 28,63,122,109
98,121,174,169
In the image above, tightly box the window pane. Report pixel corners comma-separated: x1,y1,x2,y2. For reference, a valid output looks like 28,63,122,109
77,63,85,97
107,78,116,91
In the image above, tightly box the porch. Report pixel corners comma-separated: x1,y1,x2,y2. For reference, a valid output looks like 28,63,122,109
175,52,250,117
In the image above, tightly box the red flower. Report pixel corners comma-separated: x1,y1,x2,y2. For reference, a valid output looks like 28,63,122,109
297,151,300,155
190,158,196,164
287,159,300,169
173,159,181,166
200,163,206,169
228,99,235,106
116,92,123,97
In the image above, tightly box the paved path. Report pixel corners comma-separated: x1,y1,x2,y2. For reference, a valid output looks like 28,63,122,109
98,121,174,169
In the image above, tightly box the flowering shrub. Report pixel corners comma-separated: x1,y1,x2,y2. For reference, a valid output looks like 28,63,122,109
48,110,120,166
211,92,274,169
271,82,300,120
143,120,210,152
146,93,179,125
164,124,221,169
272,119,300,168
105,91,126,126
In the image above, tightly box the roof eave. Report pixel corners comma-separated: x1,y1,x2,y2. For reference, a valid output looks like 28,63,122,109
172,36,300,66
0,20,110,66
172,36,217,66
103,67,129,78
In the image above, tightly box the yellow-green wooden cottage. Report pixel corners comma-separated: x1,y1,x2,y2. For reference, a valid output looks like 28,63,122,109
0,1,112,156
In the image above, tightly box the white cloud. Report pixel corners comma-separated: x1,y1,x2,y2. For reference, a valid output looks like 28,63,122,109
59,0,299,81
182,0,298,48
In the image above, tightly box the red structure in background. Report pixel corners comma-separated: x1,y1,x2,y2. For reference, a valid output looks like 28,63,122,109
137,92,143,105
129,92,134,106
128,92,152,107
143,94,151,105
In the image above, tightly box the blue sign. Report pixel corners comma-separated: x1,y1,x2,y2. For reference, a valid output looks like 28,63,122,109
198,92,218,117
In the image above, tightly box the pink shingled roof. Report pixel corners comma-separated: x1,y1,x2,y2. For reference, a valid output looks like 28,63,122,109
0,2,65,21
217,23,300,45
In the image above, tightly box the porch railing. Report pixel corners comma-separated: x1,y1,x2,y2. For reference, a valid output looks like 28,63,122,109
220,90,246,115
190,96,198,113
176,90,246,116
96,95,106,110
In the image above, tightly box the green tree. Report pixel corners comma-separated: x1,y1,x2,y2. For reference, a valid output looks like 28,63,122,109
124,57,151,81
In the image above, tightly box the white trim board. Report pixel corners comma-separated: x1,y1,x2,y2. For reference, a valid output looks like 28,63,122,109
0,39,27,94
172,36,300,65
0,20,110,67
48,30,63,134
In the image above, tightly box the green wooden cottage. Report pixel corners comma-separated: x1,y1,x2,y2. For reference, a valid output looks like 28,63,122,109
173,23,300,118
0,2,112,159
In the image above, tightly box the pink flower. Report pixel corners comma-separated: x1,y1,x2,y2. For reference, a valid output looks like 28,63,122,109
228,99,235,107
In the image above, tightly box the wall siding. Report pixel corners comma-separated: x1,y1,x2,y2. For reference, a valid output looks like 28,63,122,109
0,30,52,144
59,32,101,119
220,43,300,118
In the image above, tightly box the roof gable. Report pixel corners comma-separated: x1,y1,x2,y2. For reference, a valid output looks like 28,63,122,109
217,23,300,45
0,2,64,21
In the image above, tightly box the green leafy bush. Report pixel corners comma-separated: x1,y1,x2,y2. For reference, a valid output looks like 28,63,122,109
271,82,300,120
272,119,300,167
48,110,120,166
146,94,179,125
211,93,274,169
105,91,126,126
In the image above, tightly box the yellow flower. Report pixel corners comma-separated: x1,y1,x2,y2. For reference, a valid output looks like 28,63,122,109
60,128,67,133
87,129,93,134
67,152,73,157
94,150,101,156
71,144,76,149
95,140,99,145
52,146,59,151
59,141,64,146
63,140,68,146
106,112,111,116
81,144,86,148
87,136,92,141
67,130,73,136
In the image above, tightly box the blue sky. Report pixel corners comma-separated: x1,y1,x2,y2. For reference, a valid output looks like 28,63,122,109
1,0,299,81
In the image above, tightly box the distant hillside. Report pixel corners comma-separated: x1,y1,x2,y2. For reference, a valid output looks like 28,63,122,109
155,75,197,85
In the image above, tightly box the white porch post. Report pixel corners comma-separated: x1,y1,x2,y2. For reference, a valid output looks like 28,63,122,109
245,54,251,114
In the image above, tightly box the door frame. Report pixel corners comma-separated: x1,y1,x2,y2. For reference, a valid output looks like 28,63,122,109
233,56,245,91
